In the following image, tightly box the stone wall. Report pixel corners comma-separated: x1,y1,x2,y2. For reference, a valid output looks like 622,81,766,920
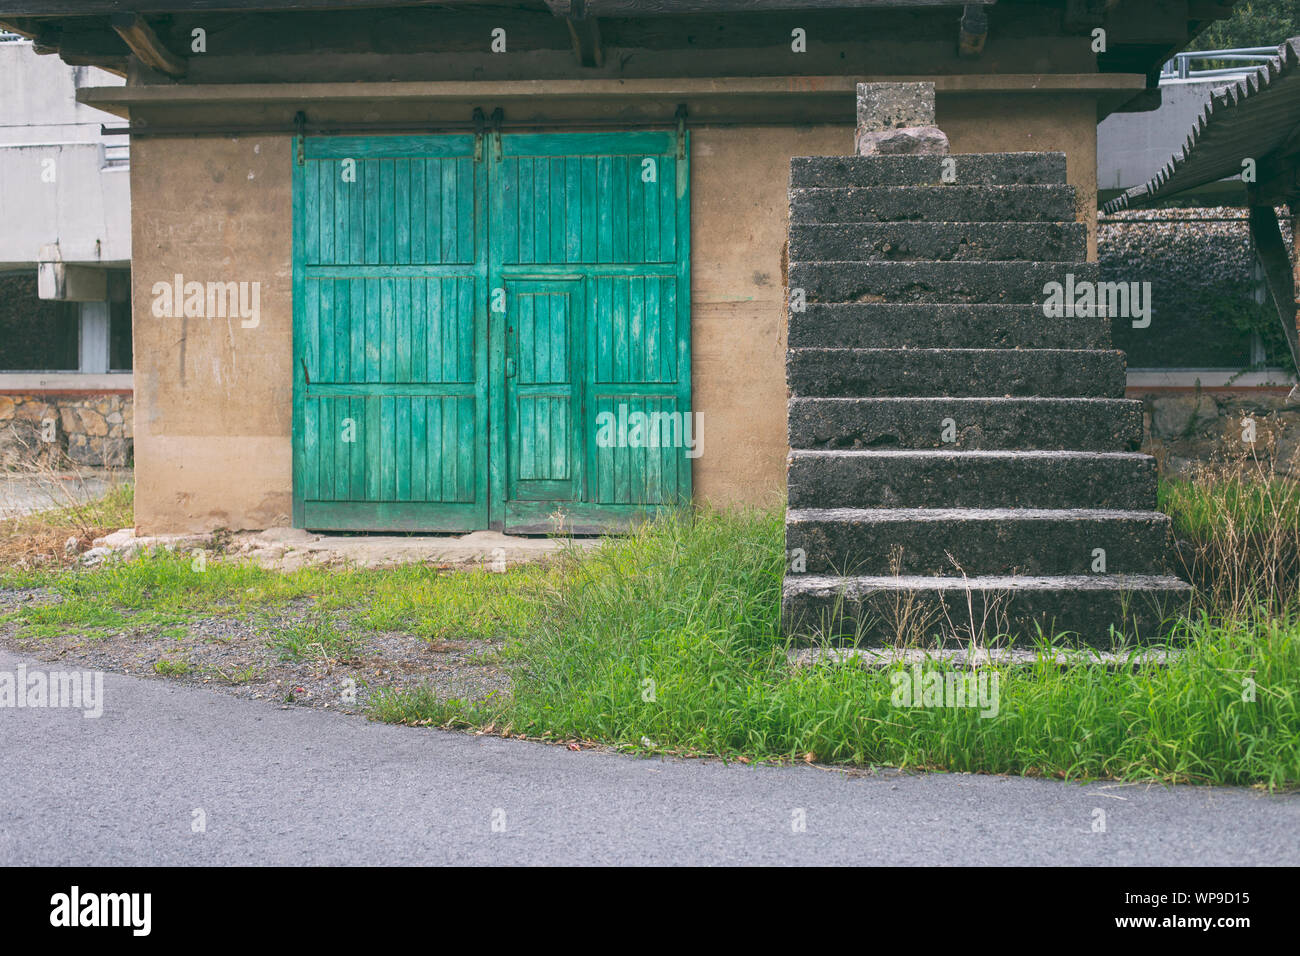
1137,389,1300,476
1101,207,1295,370
0,393,133,469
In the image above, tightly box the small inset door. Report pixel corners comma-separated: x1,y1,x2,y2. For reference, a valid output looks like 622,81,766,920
505,279,582,507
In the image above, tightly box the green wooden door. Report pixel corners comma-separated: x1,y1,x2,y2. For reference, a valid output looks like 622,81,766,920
491,133,692,533
293,135,489,532
504,278,583,507
294,131,690,533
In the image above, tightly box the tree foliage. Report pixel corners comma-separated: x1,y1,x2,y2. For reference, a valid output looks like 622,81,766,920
1193,0,1300,51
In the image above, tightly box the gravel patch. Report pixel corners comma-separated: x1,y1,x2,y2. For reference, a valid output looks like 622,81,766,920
0,590,512,717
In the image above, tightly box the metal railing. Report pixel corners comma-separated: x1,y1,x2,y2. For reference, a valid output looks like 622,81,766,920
1161,46,1279,80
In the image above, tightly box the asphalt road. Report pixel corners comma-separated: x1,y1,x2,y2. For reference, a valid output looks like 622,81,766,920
1,647,1297,866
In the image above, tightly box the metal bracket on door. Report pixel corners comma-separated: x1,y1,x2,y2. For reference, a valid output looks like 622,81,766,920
295,111,306,166
675,104,687,160
491,108,504,162
473,108,486,162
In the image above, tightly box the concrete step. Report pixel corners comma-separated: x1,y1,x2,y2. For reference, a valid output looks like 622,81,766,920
787,303,1109,350
780,573,1192,646
788,397,1144,451
789,221,1087,263
786,348,1127,399
787,450,1157,510
785,507,1175,577
789,185,1076,224
790,261,1098,305
790,153,1069,188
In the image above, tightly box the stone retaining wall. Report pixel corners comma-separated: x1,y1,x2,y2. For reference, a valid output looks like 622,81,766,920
0,393,133,469
1137,389,1300,476
1101,208,1294,370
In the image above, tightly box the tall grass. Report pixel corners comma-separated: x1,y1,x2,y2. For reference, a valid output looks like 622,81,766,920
8,466,1297,786
373,506,1300,788
0,476,134,567
1160,451,1300,619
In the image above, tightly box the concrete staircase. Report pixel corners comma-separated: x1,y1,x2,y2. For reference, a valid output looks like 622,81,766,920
781,152,1190,647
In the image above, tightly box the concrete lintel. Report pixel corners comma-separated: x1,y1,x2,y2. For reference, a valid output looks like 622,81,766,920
1126,370,1299,389
78,73,1147,117
0,372,134,393
37,260,108,302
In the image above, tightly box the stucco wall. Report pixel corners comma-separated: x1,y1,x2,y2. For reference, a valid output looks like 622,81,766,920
130,135,293,532
129,99,1099,533
940,94,1099,259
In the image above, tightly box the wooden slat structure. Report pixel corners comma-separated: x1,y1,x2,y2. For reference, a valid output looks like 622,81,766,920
1103,38,1300,377
293,131,691,533
0,0,1238,103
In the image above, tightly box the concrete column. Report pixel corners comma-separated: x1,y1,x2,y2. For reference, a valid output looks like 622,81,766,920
855,82,949,157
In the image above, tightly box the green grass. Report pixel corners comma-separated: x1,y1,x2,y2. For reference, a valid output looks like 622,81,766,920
154,657,190,677
351,561,555,640
266,610,362,662
0,545,552,646
1160,474,1300,539
6,486,1298,788
370,507,1300,789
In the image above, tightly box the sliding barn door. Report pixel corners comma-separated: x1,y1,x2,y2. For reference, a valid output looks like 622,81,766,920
293,131,690,533
491,132,692,533
293,135,489,532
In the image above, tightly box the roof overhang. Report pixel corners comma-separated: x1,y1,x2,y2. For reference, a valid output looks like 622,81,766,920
1105,39,1300,212
77,72,1148,129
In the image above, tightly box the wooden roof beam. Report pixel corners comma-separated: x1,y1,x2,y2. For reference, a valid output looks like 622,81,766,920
110,12,186,77
958,3,987,58
565,10,603,68
2,0,988,14
546,0,996,15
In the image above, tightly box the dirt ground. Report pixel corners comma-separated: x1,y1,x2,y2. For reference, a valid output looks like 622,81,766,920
0,586,511,716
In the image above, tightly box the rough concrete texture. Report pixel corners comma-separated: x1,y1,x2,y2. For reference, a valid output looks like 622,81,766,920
790,184,1078,224
791,260,1098,305
786,348,1127,399
788,397,1143,452
786,449,1157,510
782,150,1181,645
88,526,577,570
781,574,1191,648
789,220,1087,263
785,506,1175,576
856,82,935,131
791,152,1068,188
787,303,1109,350
855,126,949,157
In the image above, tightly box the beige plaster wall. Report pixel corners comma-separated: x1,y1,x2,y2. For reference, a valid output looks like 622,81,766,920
129,99,1099,532
130,135,294,533
940,93,1100,258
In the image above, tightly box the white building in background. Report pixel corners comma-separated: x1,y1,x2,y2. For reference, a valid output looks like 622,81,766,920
0,32,133,468
0,31,130,385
